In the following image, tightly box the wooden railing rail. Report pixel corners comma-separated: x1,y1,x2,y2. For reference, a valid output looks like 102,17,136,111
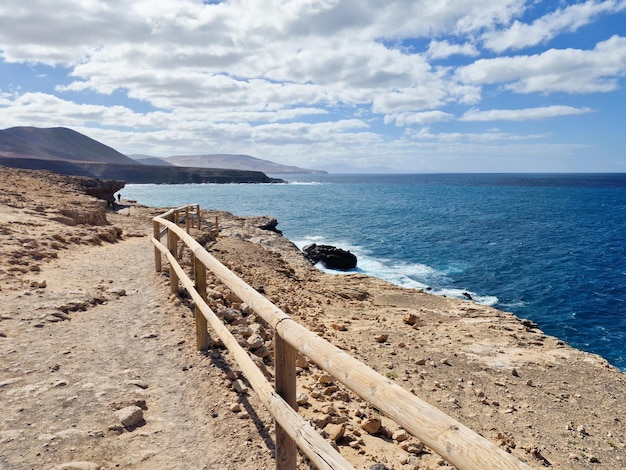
152,206,533,470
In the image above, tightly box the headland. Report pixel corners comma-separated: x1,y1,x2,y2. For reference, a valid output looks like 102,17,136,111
1,166,624,469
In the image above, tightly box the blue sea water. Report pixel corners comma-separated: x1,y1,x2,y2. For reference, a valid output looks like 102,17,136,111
123,173,626,371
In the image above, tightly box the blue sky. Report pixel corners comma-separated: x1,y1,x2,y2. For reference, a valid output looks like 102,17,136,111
1,1,625,172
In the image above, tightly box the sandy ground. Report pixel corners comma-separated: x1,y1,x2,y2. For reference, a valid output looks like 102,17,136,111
1,166,625,470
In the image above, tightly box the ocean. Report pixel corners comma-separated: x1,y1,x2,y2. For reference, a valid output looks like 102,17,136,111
123,173,626,372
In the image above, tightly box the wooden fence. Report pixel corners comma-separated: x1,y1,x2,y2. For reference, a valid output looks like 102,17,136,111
152,205,533,470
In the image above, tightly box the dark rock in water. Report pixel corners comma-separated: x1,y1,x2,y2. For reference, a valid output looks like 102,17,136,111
302,243,357,271
462,292,473,300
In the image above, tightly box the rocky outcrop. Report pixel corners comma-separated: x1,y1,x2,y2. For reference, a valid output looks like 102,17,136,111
302,243,357,271
244,216,282,234
76,177,125,204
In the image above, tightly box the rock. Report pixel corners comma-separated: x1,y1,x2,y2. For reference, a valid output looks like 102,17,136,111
114,406,144,430
369,464,390,470
256,217,282,234
232,379,249,394
246,334,264,349
106,288,126,297
313,415,331,429
375,334,388,343
53,462,102,470
124,379,149,390
400,441,426,455
393,429,411,442
30,279,47,288
302,244,357,271
221,308,241,322
296,355,309,369
252,345,271,358
318,374,335,385
325,422,346,442
361,416,382,434
50,311,71,321
296,393,309,406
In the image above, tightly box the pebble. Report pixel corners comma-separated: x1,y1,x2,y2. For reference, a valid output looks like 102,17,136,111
375,334,388,343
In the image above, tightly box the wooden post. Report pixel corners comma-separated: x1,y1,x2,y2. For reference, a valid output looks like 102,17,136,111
194,255,209,350
167,228,179,294
196,204,201,229
185,206,190,233
275,334,298,470
153,220,162,272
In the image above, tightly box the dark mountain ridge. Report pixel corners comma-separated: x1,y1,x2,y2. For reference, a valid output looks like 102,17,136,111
0,127,136,165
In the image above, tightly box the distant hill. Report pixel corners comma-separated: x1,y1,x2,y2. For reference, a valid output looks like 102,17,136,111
0,127,137,165
0,127,283,184
165,154,326,175
128,155,174,166
314,163,399,174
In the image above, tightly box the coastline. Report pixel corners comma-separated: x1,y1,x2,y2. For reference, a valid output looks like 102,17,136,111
1,166,625,469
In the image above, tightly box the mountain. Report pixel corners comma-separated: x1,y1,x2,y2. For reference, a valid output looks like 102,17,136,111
0,127,283,184
128,155,174,166
165,154,326,175
0,127,137,165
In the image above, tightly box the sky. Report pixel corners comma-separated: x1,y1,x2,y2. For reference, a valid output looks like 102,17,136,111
1,0,626,173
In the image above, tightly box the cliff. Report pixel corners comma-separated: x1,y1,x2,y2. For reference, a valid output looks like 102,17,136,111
0,157,283,184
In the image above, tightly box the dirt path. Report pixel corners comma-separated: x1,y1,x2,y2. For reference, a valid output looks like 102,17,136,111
1,222,275,470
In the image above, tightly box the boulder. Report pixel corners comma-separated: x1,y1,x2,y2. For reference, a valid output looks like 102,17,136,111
302,244,357,271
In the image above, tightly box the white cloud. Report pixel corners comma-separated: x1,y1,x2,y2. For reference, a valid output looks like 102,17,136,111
483,0,626,53
461,105,593,121
385,111,454,126
427,40,479,59
411,126,549,143
0,92,173,129
456,35,626,94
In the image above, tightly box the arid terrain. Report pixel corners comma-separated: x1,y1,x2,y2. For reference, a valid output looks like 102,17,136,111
1,166,625,470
